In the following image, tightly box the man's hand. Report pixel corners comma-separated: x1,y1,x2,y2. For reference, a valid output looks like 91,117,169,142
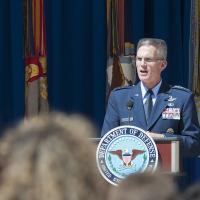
146,131,165,139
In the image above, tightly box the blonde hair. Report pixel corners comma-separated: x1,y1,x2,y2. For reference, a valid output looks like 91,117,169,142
0,112,110,200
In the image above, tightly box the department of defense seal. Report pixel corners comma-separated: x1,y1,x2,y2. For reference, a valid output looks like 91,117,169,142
96,125,158,185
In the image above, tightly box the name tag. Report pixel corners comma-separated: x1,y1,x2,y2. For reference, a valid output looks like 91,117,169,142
162,108,180,120
121,117,133,123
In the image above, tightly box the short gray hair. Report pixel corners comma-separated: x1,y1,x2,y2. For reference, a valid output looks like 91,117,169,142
137,38,167,59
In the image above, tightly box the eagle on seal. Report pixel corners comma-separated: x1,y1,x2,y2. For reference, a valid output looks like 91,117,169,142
109,149,145,166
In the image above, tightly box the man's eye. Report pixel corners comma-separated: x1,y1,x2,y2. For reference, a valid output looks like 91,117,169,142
137,57,142,61
145,58,152,62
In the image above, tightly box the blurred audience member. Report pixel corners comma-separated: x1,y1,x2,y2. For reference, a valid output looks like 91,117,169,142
0,112,110,200
181,182,200,200
108,172,180,200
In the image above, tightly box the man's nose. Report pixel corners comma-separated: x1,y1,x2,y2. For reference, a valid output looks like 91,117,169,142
141,59,147,66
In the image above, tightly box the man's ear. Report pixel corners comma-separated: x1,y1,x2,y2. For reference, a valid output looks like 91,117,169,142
161,60,167,71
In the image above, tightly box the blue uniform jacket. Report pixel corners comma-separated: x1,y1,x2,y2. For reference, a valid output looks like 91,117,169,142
101,82,200,157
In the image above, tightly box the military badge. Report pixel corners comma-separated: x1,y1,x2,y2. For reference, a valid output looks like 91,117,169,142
167,96,176,102
162,108,180,120
167,103,174,107
96,125,158,185
165,96,176,107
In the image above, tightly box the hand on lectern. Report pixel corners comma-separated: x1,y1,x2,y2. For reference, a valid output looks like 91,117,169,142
146,131,165,139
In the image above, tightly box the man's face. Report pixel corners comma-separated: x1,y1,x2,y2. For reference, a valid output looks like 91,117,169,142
136,45,166,89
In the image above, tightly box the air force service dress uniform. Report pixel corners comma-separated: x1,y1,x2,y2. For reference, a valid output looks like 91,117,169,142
101,81,200,157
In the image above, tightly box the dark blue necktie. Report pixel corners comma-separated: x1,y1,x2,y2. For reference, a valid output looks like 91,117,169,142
144,90,153,123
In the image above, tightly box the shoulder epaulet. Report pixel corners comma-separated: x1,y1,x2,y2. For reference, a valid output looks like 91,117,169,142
171,85,191,93
113,85,135,92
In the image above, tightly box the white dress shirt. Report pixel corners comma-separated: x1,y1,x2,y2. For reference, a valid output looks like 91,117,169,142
140,80,162,106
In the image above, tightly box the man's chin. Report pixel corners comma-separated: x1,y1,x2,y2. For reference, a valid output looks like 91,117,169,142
140,79,152,87
139,76,150,82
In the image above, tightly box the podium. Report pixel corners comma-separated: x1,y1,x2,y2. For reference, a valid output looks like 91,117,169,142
154,137,180,173
92,137,180,174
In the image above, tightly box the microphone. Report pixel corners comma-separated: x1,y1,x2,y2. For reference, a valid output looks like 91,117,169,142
127,100,133,111
127,100,134,124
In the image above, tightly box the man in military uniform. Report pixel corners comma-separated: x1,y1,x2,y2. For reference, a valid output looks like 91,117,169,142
101,38,200,157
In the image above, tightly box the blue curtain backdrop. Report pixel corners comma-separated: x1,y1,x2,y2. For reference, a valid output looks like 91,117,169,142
45,0,107,134
125,0,190,87
0,0,24,133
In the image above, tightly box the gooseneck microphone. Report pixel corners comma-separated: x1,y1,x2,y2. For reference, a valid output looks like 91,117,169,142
127,100,134,124
127,100,133,110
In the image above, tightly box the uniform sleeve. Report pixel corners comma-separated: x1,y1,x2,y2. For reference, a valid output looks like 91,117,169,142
166,93,200,157
101,91,120,137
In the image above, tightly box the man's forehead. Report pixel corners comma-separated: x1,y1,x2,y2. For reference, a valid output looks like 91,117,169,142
137,45,157,56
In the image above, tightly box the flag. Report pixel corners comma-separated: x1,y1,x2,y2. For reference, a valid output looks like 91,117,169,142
106,0,136,101
23,0,49,117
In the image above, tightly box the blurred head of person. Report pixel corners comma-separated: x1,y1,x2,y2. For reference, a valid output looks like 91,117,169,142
181,182,200,200
108,171,180,200
0,112,110,200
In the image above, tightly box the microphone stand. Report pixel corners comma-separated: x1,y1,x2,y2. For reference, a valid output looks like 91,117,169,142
127,100,133,125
